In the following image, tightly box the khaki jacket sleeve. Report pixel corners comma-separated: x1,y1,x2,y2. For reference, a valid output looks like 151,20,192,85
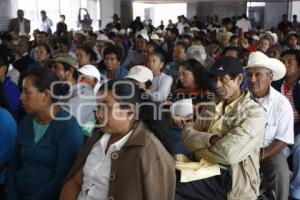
182,121,213,152
196,108,266,165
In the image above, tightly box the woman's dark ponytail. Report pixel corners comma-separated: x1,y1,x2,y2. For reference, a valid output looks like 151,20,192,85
23,66,70,103
139,97,173,155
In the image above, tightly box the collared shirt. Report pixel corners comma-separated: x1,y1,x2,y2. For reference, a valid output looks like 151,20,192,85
63,83,97,129
19,19,25,33
100,66,128,83
208,92,246,135
39,18,53,32
122,49,144,69
149,72,173,102
281,82,300,122
254,87,294,147
236,18,252,32
78,131,133,200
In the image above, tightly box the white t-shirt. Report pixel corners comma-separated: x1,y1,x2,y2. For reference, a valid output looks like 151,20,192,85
77,131,132,200
149,72,173,102
255,87,294,148
236,18,252,32
19,20,25,33
39,18,53,32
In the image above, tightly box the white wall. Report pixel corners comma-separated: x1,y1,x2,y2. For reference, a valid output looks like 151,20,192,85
132,3,187,27
187,2,197,19
0,0,17,31
264,2,288,29
195,1,246,21
291,1,300,20
100,0,121,29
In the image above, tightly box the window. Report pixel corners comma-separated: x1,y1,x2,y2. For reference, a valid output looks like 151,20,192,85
18,0,100,35
133,2,187,27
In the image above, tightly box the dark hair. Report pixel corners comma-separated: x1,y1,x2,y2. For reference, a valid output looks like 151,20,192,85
54,61,79,80
99,79,173,154
181,34,193,41
150,49,166,64
223,17,233,26
40,10,46,15
178,59,210,90
287,33,299,40
0,54,9,75
36,44,51,55
87,32,97,39
193,36,207,46
169,28,179,36
0,54,9,66
57,37,70,48
0,33,13,42
18,38,30,49
0,82,13,115
103,45,123,61
267,45,281,56
136,34,147,42
23,67,69,103
175,41,189,53
77,45,98,62
60,15,65,19
37,31,48,37
242,14,248,19
229,35,238,42
281,49,300,66
147,41,158,51
222,46,242,57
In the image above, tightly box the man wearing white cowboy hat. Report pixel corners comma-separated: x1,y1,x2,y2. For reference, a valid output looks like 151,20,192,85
245,51,294,200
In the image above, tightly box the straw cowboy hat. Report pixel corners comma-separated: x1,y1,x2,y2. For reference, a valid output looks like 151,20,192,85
245,51,286,81
217,31,233,43
96,33,115,45
263,31,278,44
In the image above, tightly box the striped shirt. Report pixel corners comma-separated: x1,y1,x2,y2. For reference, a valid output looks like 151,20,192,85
281,83,300,123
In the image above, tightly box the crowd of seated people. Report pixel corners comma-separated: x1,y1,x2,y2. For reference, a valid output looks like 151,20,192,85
0,8,300,200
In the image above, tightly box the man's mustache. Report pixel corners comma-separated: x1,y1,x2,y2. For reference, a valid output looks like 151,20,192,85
216,88,226,95
249,82,260,89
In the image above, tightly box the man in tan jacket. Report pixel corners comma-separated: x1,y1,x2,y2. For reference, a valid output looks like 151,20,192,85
175,56,267,200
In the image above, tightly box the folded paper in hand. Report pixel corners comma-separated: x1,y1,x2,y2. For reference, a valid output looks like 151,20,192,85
175,154,221,183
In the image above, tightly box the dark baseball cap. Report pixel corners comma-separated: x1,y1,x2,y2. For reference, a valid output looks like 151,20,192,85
209,56,243,77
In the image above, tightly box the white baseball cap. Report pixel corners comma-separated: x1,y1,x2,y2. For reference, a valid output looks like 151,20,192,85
136,31,149,42
78,64,101,82
125,65,153,83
